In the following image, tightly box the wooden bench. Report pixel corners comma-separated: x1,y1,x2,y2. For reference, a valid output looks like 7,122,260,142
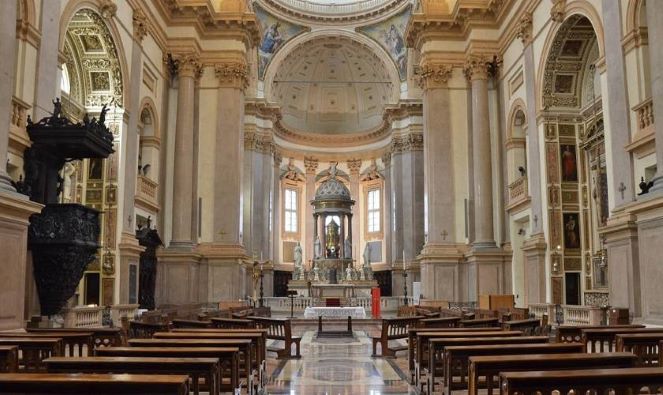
501,318,542,335
129,338,253,393
129,320,170,338
211,317,256,329
248,317,301,359
427,336,548,394
95,346,239,393
499,367,663,395
419,316,461,328
0,332,93,357
372,316,423,357
407,327,497,383
616,333,663,366
413,331,522,389
171,319,213,329
582,327,663,352
0,346,18,373
28,327,125,348
0,338,63,371
45,356,220,395
468,351,635,395
0,372,189,394
459,318,500,328
555,324,644,343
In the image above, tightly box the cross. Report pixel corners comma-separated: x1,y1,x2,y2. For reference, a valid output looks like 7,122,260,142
441,230,448,241
618,182,627,199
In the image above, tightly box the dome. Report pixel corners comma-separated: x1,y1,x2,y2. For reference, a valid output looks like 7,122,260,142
315,177,352,201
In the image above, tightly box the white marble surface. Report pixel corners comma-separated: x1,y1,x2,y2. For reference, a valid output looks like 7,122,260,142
304,307,366,319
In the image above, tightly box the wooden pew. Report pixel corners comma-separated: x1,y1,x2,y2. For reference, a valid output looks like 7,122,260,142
129,338,253,394
582,327,663,352
0,346,18,373
501,318,542,335
459,318,500,328
466,352,636,395
212,317,256,329
129,320,170,338
248,317,300,359
95,346,239,393
371,316,423,357
419,316,461,328
427,336,548,394
555,324,644,343
407,327,497,383
0,373,189,394
0,338,63,371
499,367,663,395
616,333,663,366
45,356,220,395
0,332,93,357
171,319,213,329
28,327,125,348
413,331,522,389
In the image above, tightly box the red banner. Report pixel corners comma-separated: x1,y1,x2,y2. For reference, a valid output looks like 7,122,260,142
371,287,381,318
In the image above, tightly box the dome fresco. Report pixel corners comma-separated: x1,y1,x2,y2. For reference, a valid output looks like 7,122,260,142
314,177,352,201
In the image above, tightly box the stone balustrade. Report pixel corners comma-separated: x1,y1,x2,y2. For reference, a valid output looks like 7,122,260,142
135,175,159,209
508,176,528,207
633,97,654,134
562,304,603,326
110,304,139,326
63,306,104,328
528,303,555,321
262,296,413,314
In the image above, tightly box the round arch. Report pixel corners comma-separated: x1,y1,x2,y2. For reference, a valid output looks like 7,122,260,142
626,0,647,33
507,98,528,140
17,0,37,28
139,97,160,140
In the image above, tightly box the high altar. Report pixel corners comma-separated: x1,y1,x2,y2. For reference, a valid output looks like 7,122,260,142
289,164,378,299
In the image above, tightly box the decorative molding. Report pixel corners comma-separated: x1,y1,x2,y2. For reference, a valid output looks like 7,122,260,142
166,53,202,79
244,130,273,154
259,0,407,24
99,0,118,19
550,0,566,23
132,8,149,42
381,152,392,168
391,132,424,153
273,150,283,167
463,53,491,81
304,157,319,174
417,63,453,90
516,11,533,44
347,159,362,176
214,61,249,89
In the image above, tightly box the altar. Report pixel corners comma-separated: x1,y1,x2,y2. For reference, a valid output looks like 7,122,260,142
304,306,366,319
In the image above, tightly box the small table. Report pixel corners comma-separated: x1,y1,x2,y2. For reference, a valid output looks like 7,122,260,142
304,307,366,319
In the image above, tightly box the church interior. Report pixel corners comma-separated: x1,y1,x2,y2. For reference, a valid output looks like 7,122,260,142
2,0,663,393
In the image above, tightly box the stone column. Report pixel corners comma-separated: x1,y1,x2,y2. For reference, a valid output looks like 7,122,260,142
0,0,19,191
465,54,496,248
348,159,362,260
117,9,149,304
271,151,282,264
347,213,353,260
381,152,392,269
32,0,61,120
170,54,200,247
243,129,272,259
390,146,404,294
304,157,318,265
418,63,465,300
647,0,663,193
518,14,548,304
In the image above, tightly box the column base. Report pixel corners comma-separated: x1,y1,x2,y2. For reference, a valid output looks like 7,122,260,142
117,233,146,305
0,191,42,330
521,233,547,305
465,246,512,302
198,243,247,302
419,243,467,301
157,247,202,306
0,173,17,193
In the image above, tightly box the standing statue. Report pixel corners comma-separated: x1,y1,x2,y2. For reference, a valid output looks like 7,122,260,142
314,236,322,259
362,243,373,281
293,242,303,280
345,265,354,282
344,237,352,259
313,263,320,282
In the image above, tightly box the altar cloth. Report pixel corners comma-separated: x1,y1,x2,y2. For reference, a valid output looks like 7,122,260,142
303,306,367,319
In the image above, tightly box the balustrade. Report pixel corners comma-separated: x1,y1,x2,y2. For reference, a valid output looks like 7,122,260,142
507,176,528,206
135,175,159,208
110,304,139,327
633,97,654,134
562,304,603,326
63,306,104,328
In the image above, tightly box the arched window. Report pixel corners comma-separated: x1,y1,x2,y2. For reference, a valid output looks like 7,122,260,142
284,187,298,233
61,64,71,94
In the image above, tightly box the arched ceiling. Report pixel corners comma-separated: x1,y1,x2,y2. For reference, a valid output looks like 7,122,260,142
270,36,397,135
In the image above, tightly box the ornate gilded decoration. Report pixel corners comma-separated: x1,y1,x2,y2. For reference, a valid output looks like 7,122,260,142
418,63,453,90
132,8,149,42
214,61,249,89
167,53,202,79
304,157,319,174
550,0,566,23
516,11,533,44
463,54,491,81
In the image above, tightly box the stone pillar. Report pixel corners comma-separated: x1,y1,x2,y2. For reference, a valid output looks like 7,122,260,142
465,54,496,248
271,152,282,264
243,130,272,259
646,0,663,193
32,0,61,120
0,0,19,191
170,54,200,247
520,15,548,304
381,153,392,270
348,159,362,260
304,157,318,266
418,62,465,300
390,147,404,294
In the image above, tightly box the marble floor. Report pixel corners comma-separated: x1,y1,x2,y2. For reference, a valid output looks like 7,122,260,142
265,327,415,395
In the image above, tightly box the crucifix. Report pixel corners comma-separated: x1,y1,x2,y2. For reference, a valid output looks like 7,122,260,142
441,230,448,241
618,182,627,199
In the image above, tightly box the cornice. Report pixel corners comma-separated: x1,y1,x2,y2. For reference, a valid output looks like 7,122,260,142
245,100,282,123
383,100,423,123
273,119,391,148
258,0,408,26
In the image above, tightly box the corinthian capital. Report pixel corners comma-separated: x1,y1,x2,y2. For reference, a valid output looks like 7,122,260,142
132,8,149,42
347,159,362,176
516,12,533,45
418,63,454,90
463,54,490,81
304,157,319,174
166,53,201,79
214,61,249,90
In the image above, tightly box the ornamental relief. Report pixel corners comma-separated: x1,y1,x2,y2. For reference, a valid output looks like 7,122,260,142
391,132,423,153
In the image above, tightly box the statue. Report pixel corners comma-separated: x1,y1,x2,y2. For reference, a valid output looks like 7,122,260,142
293,242,303,280
362,243,373,281
314,236,322,259
51,98,62,120
99,104,110,125
345,265,354,282
344,237,352,259
329,162,338,178
313,263,320,282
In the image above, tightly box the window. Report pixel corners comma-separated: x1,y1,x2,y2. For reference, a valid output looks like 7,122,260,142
367,188,380,233
61,64,71,94
284,188,298,233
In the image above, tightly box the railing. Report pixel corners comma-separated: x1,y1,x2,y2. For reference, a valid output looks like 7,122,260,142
261,296,414,314
529,303,555,321
633,97,654,135
562,304,603,326
270,0,397,15
136,175,158,207
110,304,139,327
63,306,104,328
508,176,528,206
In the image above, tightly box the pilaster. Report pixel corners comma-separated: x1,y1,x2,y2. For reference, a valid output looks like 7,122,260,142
521,233,547,305
347,159,362,261
304,157,319,267
645,0,663,193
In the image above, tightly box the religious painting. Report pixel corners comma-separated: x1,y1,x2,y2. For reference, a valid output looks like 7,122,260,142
88,158,103,180
90,71,111,91
554,74,575,94
102,277,114,306
549,209,562,249
560,40,584,57
545,143,560,183
560,144,578,182
563,212,581,250
551,276,563,304
548,185,560,207
254,5,308,79
80,34,103,52
357,6,411,80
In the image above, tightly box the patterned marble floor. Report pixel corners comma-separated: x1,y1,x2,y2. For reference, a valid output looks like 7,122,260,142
265,329,416,395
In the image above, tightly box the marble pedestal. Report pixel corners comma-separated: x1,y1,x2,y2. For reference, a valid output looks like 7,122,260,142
118,233,146,305
521,233,547,305
156,248,202,306
465,247,512,302
419,244,466,300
